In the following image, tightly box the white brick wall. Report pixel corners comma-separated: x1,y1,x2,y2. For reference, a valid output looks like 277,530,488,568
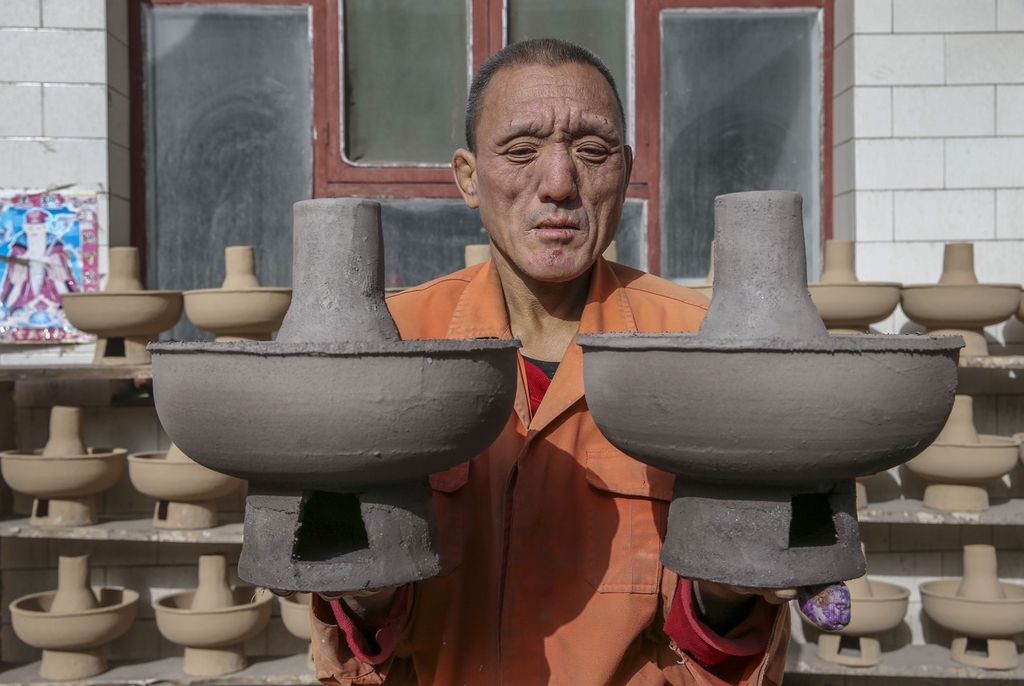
0,0,132,366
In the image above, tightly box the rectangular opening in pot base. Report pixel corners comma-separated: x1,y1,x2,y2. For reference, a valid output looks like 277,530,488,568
293,491,369,562
661,479,865,588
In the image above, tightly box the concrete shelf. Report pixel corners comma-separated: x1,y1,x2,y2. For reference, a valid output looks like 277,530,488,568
786,641,1024,680
0,365,152,382
859,498,1024,526
960,355,1024,370
0,517,243,544
0,654,317,685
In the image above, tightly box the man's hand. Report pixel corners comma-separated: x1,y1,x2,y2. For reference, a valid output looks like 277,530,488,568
318,586,401,633
692,580,795,635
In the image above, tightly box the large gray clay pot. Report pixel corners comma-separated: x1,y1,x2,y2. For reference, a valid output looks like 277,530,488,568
150,199,519,593
579,191,962,588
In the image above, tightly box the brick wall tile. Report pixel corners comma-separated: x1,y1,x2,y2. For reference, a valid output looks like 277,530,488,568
0,84,42,136
107,617,160,660
47,540,157,568
42,0,105,29
855,35,944,86
971,238,1024,282
947,34,1024,84
947,137,1024,188
893,0,996,33
997,85,1024,135
157,542,242,566
890,524,964,551
0,538,49,570
0,139,108,189
107,564,196,619
856,240,946,285
996,189,1024,238
2,568,57,623
854,86,892,138
893,86,995,138
0,28,106,83
855,138,944,190
42,84,107,138
894,190,996,241
855,0,894,33
1,623,40,663
859,522,891,552
855,190,894,242
997,0,1024,29
0,0,40,28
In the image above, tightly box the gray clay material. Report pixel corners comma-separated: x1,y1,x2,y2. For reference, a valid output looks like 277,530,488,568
579,191,963,587
150,198,519,592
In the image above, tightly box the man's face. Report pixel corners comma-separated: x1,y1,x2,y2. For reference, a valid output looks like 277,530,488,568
454,62,632,283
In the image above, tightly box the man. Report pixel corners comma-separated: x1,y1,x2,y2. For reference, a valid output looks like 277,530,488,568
311,39,790,685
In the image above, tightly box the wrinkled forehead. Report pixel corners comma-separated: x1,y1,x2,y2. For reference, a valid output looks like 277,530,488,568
481,62,624,137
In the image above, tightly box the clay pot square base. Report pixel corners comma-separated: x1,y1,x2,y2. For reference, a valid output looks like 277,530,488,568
951,636,1019,670
92,337,152,366
816,634,882,667
31,496,97,527
40,646,107,681
183,644,247,677
923,484,990,512
662,479,863,588
238,479,441,593
154,499,218,529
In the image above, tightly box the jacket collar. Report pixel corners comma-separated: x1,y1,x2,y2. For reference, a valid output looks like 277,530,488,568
446,256,638,434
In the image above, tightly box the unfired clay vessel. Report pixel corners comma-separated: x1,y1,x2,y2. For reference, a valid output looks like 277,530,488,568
804,547,909,667
921,544,1024,669
278,593,314,671
128,443,242,529
579,191,962,588
0,406,126,526
61,247,183,365
153,554,272,676
9,554,138,680
183,246,292,341
808,240,901,333
149,199,520,594
901,243,1020,357
905,395,1018,512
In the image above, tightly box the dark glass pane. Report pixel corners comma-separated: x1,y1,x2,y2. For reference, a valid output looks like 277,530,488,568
660,10,821,280
145,5,312,340
344,0,467,164
508,0,629,124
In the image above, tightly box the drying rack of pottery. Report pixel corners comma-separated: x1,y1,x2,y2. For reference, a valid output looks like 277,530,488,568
773,238,1024,676
1,208,1024,684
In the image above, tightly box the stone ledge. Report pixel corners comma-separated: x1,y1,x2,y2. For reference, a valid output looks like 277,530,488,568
0,654,317,685
0,365,151,382
859,498,1024,525
0,517,243,544
787,640,1024,679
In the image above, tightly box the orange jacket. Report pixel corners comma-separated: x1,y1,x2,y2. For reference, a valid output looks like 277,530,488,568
312,257,790,685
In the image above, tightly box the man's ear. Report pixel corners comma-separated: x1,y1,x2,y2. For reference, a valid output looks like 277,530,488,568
452,148,480,209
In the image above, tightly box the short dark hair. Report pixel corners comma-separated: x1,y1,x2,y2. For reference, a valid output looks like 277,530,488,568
464,38,625,153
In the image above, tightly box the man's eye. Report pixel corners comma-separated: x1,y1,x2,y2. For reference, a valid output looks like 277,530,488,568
507,147,534,159
579,146,609,160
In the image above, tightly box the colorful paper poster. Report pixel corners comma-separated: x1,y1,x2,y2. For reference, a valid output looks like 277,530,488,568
0,191,99,343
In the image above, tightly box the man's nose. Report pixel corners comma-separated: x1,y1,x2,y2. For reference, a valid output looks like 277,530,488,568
537,148,578,203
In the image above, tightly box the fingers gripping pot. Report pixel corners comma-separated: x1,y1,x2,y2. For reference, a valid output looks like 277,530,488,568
149,199,519,594
579,191,963,588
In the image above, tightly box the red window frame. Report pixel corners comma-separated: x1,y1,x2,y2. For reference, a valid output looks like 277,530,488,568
131,0,831,278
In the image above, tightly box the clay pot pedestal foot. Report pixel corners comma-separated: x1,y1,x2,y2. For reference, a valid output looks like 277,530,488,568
663,481,861,587
32,495,97,527
816,634,882,667
580,192,962,588
243,479,439,593
951,637,1018,670
278,593,314,671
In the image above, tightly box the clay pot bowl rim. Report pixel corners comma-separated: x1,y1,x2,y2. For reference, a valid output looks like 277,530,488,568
62,290,183,302
0,448,128,461
184,287,292,296
809,281,902,289
849,579,911,603
920,578,1024,604
149,338,521,357
152,587,274,616
902,283,1021,291
9,587,140,618
577,332,963,354
930,434,1020,450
